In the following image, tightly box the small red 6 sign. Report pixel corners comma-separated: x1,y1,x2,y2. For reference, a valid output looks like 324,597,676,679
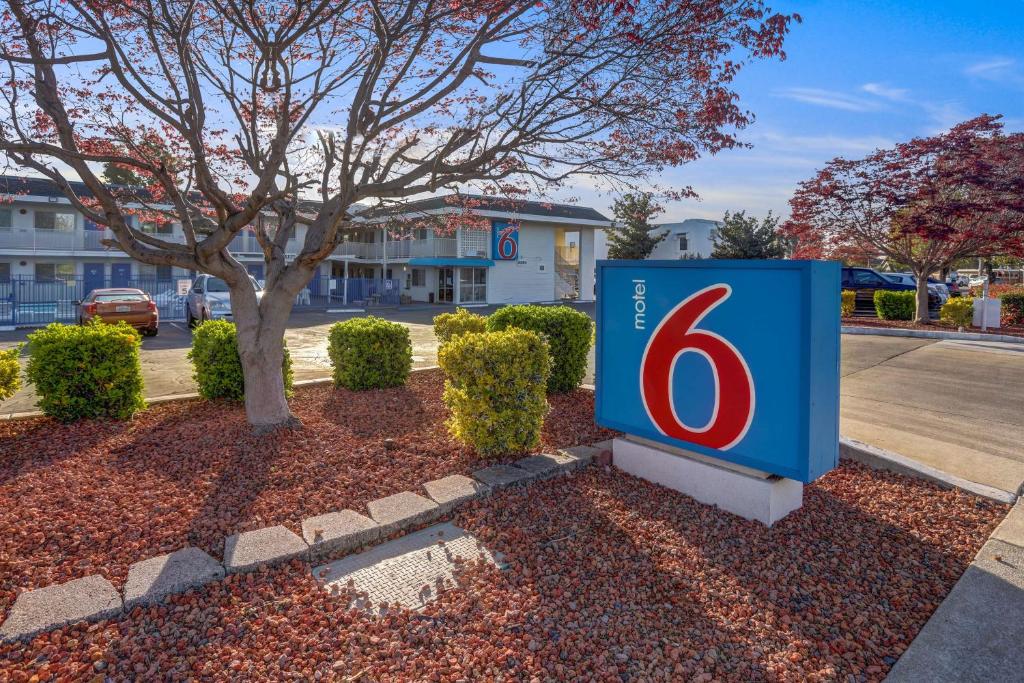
640,284,755,451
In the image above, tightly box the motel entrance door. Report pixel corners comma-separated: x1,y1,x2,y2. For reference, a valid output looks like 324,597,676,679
437,267,454,303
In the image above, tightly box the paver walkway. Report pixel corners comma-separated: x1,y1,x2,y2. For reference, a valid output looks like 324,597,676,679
314,522,501,612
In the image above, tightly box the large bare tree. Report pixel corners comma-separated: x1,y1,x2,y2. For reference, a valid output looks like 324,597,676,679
0,0,796,429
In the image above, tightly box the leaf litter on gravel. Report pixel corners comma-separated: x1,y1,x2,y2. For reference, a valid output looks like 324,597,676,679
0,369,615,620
0,461,1006,682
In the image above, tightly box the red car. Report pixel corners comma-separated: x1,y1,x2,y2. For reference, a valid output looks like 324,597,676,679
78,288,159,336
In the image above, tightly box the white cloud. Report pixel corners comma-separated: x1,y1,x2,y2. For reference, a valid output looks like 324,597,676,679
861,82,909,101
963,57,1024,88
773,87,884,112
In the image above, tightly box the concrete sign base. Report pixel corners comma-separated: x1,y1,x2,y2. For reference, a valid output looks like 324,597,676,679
613,436,803,526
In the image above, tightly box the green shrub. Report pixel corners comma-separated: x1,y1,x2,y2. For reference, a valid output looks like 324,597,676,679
328,316,412,390
1000,292,1024,327
25,320,145,421
486,304,593,393
873,290,915,320
840,290,856,317
433,308,487,346
0,346,21,401
438,329,551,456
189,319,293,401
940,297,973,328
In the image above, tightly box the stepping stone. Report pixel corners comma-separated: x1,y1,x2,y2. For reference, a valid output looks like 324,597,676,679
0,575,122,643
123,547,224,610
515,452,578,478
302,510,380,561
223,525,308,574
472,464,534,489
559,445,600,467
367,491,441,536
315,522,500,612
422,475,490,513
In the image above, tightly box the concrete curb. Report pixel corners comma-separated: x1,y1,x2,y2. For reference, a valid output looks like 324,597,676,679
839,437,1018,504
0,444,593,642
842,325,1024,345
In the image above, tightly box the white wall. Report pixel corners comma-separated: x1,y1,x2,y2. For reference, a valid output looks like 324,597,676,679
487,220,557,304
649,219,718,259
578,228,595,302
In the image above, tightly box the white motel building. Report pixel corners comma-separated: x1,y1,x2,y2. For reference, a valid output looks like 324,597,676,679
0,175,608,324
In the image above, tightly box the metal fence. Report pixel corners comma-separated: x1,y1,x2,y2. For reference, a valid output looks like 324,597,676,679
0,275,402,327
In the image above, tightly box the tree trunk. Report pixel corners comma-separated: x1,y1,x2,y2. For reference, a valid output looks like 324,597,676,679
231,282,299,431
913,271,931,324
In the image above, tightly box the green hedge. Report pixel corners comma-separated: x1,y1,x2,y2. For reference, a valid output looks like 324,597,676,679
433,308,487,346
1001,293,1024,326
438,329,551,456
25,320,145,421
940,297,973,327
188,320,293,401
874,290,915,320
486,304,592,393
0,346,21,402
840,290,856,317
328,317,412,390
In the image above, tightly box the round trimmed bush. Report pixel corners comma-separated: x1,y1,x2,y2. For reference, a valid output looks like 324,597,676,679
0,346,21,402
438,328,551,456
433,307,487,346
486,304,593,393
1000,292,1024,326
25,319,145,422
189,319,293,401
840,290,856,317
940,297,973,328
873,290,916,320
328,316,412,390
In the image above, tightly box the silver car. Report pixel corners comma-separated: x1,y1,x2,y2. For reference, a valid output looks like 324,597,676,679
185,274,263,327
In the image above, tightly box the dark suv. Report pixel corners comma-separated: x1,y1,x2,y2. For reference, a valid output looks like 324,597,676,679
841,267,939,313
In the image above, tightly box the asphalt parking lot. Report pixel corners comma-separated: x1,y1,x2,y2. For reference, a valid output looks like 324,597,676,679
2,304,1022,496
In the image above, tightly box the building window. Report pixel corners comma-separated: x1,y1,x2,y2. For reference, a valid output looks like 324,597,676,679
141,220,174,235
35,211,75,231
35,263,75,282
411,268,425,287
413,228,428,240
0,208,12,230
459,267,486,303
139,264,173,281
678,233,689,251
0,263,10,281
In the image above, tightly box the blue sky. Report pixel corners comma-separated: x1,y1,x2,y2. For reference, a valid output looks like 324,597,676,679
572,0,1024,223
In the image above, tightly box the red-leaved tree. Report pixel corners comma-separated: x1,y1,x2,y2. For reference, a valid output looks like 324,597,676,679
783,115,1024,322
0,0,797,428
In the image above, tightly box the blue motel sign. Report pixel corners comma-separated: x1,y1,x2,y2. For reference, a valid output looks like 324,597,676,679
595,259,841,483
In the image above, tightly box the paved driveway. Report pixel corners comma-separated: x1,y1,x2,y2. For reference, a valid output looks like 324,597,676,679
2,307,1022,496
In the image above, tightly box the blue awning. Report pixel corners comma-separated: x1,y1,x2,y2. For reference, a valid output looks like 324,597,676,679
408,257,495,267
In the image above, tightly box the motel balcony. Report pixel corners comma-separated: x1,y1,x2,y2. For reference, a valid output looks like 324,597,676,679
0,227,121,253
332,236,490,261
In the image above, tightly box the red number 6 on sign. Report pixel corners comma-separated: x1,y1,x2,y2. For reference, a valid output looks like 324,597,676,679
640,284,755,451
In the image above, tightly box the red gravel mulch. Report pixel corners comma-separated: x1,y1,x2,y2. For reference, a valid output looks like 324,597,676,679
844,316,1024,338
0,369,615,621
0,463,1004,681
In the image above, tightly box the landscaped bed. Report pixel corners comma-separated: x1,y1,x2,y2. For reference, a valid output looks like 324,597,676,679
0,368,614,622
0,462,1005,680
843,316,1024,338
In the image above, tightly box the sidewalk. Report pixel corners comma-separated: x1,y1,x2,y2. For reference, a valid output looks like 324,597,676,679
886,500,1024,682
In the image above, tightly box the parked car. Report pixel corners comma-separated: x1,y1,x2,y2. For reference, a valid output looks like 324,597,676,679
77,288,159,336
880,273,948,304
186,274,263,328
841,267,940,312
